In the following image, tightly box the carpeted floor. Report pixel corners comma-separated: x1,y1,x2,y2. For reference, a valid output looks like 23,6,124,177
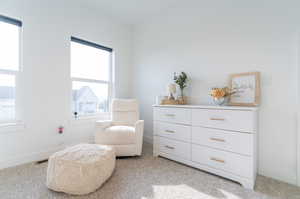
0,142,299,199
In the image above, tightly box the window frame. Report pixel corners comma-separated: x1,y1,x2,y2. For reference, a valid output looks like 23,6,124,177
70,36,113,118
0,15,22,124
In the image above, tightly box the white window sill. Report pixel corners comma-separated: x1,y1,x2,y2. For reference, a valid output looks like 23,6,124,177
0,122,25,133
70,113,111,126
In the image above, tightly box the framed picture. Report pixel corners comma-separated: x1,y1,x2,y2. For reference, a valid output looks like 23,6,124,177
228,72,260,106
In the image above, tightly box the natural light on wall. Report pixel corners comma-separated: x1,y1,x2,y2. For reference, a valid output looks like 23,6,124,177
0,16,21,123
71,37,112,117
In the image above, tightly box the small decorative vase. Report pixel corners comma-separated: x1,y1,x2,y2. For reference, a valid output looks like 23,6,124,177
213,97,226,106
178,96,187,105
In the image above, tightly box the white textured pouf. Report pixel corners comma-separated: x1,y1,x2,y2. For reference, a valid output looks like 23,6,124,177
46,144,115,195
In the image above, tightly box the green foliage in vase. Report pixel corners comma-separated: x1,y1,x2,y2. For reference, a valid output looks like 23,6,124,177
174,72,188,96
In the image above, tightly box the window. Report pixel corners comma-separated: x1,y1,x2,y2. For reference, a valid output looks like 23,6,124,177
0,15,22,123
71,37,113,117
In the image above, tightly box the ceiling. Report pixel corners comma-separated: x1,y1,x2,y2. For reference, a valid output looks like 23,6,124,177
82,0,181,25
82,0,300,26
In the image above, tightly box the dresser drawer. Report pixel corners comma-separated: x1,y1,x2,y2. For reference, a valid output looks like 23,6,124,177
192,109,254,132
192,144,253,178
192,127,253,156
154,122,191,142
158,137,191,160
154,108,191,125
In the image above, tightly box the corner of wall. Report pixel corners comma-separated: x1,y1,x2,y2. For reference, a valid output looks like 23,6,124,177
297,32,300,187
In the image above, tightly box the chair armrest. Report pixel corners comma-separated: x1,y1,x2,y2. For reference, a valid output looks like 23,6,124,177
95,120,112,144
135,120,144,155
135,120,144,130
96,120,112,129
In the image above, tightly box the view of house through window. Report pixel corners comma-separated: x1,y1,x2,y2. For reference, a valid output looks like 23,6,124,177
0,74,15,122
0,15,21,123
71,37,112,116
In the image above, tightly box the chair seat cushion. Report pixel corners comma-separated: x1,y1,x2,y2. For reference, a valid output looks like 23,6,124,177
99,125,136,145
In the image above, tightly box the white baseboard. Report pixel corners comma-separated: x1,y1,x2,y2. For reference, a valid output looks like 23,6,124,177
144,135,153,144
1,136,149,170
0,146,65,170
0,138,96,170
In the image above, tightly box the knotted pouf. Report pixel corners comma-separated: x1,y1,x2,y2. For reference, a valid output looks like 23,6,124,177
46,144,115,195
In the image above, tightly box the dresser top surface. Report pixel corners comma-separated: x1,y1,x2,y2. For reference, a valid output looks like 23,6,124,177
153,104,258,111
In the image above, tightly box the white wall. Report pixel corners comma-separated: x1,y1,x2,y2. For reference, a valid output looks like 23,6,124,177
0,0,132,168
1,0,299,187
298,34,300,186
132,1,300,185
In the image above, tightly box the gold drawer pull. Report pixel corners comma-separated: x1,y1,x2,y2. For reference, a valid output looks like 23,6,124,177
165,114,175,117
210,157,225,163
210,137,226,142
210,118,225,121
165,145,175,150
165,130,175,133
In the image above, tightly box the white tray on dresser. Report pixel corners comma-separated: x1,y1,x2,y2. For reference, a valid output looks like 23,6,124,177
153,104,258,189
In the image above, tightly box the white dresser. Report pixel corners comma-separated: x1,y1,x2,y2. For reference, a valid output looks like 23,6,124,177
153,105,258,189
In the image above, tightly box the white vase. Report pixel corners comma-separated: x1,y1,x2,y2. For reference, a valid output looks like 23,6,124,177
213,97,226,106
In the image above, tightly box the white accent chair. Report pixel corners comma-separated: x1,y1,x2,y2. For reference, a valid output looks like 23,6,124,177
95,99,144,156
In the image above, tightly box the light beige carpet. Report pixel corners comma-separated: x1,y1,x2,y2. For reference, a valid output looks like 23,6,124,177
0,142,299,199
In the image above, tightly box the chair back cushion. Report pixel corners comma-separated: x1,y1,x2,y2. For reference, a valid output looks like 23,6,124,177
111,99,139,126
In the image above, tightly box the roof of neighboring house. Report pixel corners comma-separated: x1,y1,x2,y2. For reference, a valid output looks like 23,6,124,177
72,86,98,102
0,86,15,99
0,86,98,101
